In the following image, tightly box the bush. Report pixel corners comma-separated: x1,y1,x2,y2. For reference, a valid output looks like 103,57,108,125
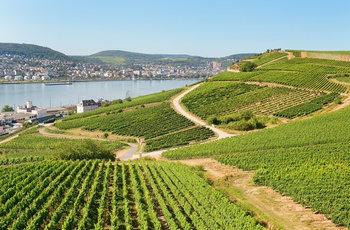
239,61,257,72
43,118,56,124
227,120,255,131
56,139,115,160
221,110,264,131
206,116,220,125
334,96,342,104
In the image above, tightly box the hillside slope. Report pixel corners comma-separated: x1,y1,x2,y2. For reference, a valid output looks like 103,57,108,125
86,50,254,67
0,43,69,60
164,52,350,227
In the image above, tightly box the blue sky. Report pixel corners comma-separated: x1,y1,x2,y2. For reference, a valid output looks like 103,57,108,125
1,0,349,57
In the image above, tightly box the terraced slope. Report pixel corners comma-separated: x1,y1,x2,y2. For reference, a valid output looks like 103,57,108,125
56,88,215,151
164,103,350,227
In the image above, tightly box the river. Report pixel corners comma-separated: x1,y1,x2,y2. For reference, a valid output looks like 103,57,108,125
0,79,200,109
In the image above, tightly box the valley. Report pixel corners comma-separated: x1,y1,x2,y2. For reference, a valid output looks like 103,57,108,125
1,50,350,229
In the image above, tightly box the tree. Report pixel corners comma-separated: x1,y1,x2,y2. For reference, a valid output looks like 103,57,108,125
1,105,14,112
239,61,257,72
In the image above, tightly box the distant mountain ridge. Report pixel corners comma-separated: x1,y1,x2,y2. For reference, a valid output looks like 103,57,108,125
0,42,254,67
0,43,69,60
87,50,254,67
92,50,192,59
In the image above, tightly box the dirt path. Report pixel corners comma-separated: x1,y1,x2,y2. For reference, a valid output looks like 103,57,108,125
331,78,350,86
257,54,289,69
118,143,138,160
177,158,347,230
122,84,235,160
331,94,350,112
38,126,100,140
0,134,19,144
172,84,234,139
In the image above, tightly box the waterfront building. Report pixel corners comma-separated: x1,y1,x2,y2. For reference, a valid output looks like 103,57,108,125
77,99,101,113
16,100,47,119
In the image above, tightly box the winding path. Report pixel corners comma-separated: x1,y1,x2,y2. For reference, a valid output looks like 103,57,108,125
122,83,234,160
172,83,234,139
118,143,138,161
0,134,19,145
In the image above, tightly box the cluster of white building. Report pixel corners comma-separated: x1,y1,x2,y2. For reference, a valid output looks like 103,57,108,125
0,100,49,135
3,75,51,81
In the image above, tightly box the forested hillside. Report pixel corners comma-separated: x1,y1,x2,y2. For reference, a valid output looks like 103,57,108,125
0,43,69,60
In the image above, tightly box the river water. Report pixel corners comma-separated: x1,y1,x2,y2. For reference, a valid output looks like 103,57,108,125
0,79,200,109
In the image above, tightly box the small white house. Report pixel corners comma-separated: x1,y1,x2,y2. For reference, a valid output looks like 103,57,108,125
4,75,12,80
14,75,24,81
24,75,32,80
41,75,51,81
32,75,41,81
77,99,101,113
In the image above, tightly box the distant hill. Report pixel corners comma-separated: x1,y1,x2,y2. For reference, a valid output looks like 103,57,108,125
84,50,254,67
0,42,254,67
0,43,69,60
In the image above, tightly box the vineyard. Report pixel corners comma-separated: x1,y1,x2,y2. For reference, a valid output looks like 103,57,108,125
56,102,215,151
144,126,214,152
251,71,346,93
62,88,183,122
181,81,327,119
211,71,265,81
163,100,350,227
274,92,339,118
1,50,350,229
163,104,350,159
252,52,287,66
0,160,265,229
214,57,350,93
216,143,350,227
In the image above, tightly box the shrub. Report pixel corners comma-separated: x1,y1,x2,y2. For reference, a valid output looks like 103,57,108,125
206,116,220,125
56,139,115,160
239,61,257,72
44,118,56,124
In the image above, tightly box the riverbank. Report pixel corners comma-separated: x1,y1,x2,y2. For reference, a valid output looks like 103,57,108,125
0,77,205,85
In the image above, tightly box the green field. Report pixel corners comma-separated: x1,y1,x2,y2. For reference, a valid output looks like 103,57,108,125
0,128,126,160
87,56,126,66
62,88,183,122
336,76,350,83
163,102,350,227
56,87,215,151
222,54,350,93
0,160,264,229
181,81,336,122
252,52,287,66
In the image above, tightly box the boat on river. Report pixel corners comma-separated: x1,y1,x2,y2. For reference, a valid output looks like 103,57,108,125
45,82,73,86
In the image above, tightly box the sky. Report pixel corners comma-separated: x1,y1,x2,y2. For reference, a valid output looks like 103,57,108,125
1,0,350,57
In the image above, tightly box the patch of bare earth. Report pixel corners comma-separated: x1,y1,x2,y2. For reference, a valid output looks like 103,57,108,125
175,158,347,230
286,52,295,60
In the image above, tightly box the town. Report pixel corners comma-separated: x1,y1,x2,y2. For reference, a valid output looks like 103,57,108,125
0,53,223,82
